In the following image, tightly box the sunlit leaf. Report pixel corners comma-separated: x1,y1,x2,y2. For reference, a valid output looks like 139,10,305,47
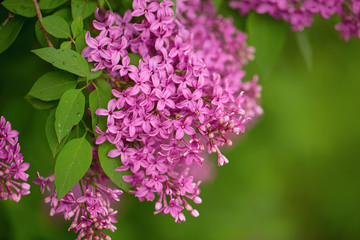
55,89,85,142
55,135,92,200
28,71,77,101
32,47,89,77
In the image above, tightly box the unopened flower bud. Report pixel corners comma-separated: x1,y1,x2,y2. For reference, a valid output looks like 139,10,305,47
193,196,202,204
191,209,199,217
185,203,193,211
178,212,186,222
155,201,162,210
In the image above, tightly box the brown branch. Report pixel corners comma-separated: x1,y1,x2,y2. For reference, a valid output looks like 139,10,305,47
2,12,14,26
32,0,55,48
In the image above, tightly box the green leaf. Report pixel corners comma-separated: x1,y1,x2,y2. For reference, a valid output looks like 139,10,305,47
24,95,58,110
171,0,176,19
32,47,90,77
88,69,103,80
71,0,97,20
71,16,83,38
41,15,71,39
75,29,86,53
55,89,85,142
212,0,223,11
98,141,130,191
217,4,246,30
35,20,59,48
39,0,67,10
295,30,312,71
55,135,92,200
53,7,72,24
60,40,72,49
46,109,71,158
247,13,286,79
0,15,25,54
2,0,36,18
28,71,77,101
89,79,112,132
128,53,142,66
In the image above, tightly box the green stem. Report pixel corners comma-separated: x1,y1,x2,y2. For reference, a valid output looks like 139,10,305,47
104,0,113,12
81,120,94,134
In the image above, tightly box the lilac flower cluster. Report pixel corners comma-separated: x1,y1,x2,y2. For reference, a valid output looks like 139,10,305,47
177,0,263,119
230,0,360,40
0,116,30,202
34,148,122,240
82,0,260,222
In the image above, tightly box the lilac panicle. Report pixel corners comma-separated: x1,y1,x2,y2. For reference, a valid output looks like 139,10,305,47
230,0,360,40
82,0,262,222
34,148,122,240
0,116,30,202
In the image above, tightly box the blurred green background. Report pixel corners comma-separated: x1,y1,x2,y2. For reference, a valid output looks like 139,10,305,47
1,13,360,240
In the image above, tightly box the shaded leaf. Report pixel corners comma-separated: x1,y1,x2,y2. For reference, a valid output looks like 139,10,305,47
28,71,77,101
0,15,25,54
55,89,85,142
98,141,130,191
89,79,112,132
171,0,176,19
41,15,71,39
24,95,58,110
247,13,286,79
55,135,92,200
2,0,36,18
32,47,89,77
212,0,223,11
295,30,312,71
71,0,97,20
128,53,142,66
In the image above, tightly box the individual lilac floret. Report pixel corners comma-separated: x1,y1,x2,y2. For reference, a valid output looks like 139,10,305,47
82,0,261,223
230,0,360,40
0,116,30,202
34,148,122,240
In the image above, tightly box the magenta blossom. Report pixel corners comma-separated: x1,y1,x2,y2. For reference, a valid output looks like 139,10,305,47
0,116,30,202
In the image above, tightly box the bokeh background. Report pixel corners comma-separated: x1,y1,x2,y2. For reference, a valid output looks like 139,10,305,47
1,10,360,240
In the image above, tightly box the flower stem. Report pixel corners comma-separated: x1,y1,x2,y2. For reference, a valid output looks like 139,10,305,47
104,0,113,12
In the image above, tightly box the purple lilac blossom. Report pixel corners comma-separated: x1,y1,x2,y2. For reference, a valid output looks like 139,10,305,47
34,147,122,240
230,0,360,41
82,0,262,222
0,116,30,202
